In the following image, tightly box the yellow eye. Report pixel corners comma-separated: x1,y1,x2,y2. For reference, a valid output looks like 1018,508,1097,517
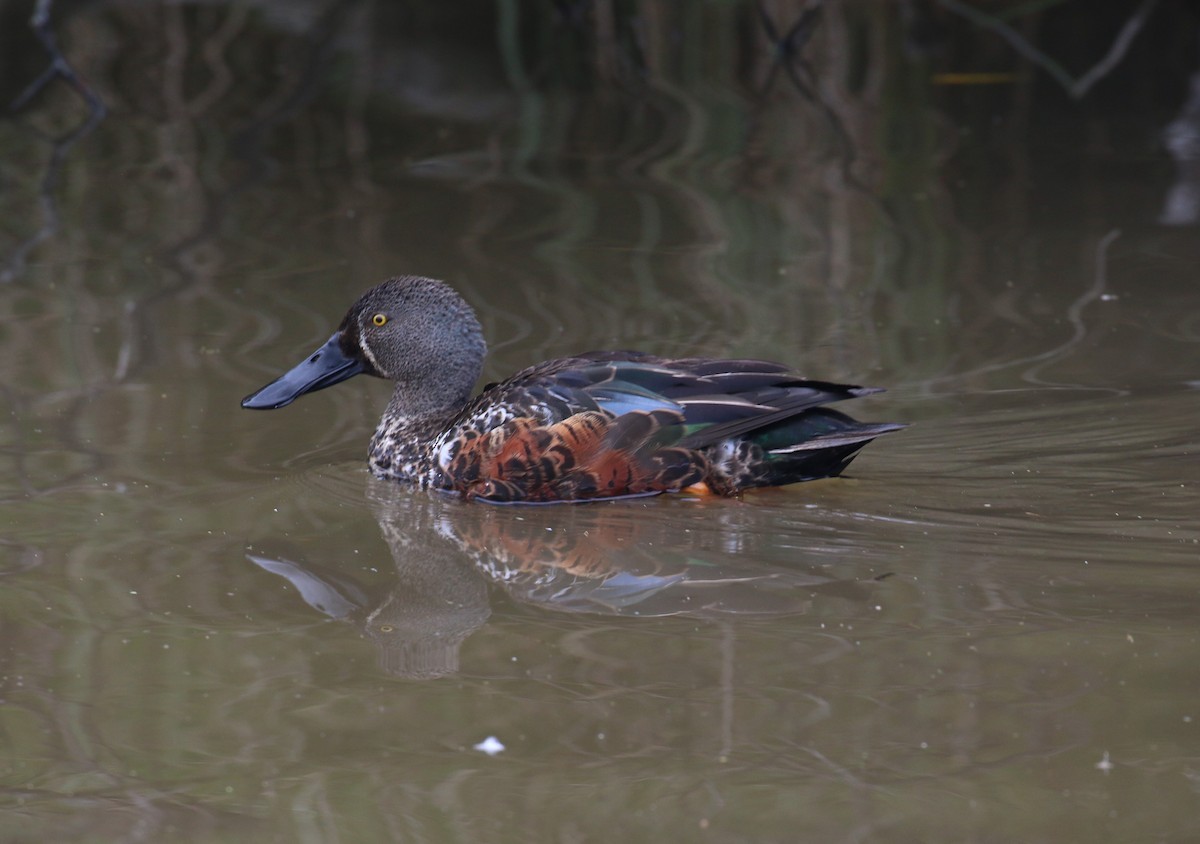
371,313,388,327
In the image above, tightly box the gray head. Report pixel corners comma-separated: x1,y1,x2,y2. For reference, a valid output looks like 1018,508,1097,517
241,276,487,418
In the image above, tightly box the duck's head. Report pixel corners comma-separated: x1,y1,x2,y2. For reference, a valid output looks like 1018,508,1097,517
241,276,487,417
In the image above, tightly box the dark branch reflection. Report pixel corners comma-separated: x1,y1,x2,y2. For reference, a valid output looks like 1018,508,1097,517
2,0,106,284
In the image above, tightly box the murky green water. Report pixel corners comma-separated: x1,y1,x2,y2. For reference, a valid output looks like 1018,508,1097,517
3,2,1199,841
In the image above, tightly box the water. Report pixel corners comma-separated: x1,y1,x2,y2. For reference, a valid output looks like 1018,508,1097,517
2,2,1199,841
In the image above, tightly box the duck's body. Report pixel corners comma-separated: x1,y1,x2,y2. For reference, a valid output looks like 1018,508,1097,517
368,351,901,502
243,276,903,503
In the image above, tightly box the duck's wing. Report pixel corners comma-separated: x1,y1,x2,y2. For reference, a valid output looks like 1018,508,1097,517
533,354,905,492
475,352,876,430
441,353,901,500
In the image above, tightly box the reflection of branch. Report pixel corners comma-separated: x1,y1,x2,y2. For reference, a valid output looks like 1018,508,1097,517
937,0,1158,100
753,1,897,226
1021,228,1120,386
756,0,824,100
918,230,1123,392
756,1,853,167
3,0,107,284
161,0,364,275
10,0,107,115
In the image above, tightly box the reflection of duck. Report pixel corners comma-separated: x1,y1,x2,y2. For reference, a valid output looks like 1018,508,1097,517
248,520,490,680
243,276,903,502
249,483,885,678
435,501,882,617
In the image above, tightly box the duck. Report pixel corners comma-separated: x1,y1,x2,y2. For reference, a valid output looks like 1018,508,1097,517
242,276,904,503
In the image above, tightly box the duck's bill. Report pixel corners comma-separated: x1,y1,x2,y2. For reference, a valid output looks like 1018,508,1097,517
241,333,366,410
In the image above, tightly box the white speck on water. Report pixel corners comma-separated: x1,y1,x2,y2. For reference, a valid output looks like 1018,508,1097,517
1096,751,1114,773
474,736,505,756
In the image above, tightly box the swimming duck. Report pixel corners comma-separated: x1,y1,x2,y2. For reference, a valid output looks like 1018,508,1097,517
242,276,903,502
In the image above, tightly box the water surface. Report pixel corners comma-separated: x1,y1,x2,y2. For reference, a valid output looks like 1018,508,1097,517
2,2,1199,841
